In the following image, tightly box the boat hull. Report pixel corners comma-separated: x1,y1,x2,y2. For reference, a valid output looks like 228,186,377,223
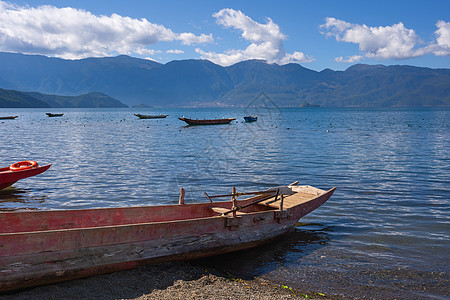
0,185,335,292
244,116,257,122
0,164,52,190
179,117,235,125
135,114,168,119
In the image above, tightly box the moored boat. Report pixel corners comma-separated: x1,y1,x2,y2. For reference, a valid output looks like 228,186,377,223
0,182,335,292
134,113,168,119
179,117,235,125
0,161,51,190
46,113,64,117
0,116,18,120
244,116,258,122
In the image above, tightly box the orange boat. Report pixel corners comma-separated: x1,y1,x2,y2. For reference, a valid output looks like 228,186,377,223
0,182,335,293
0,161,51,190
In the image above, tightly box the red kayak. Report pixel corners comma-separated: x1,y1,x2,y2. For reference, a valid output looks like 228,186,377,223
0,161,51,190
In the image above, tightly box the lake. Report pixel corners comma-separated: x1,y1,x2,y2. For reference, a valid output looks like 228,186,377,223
1,106,449,299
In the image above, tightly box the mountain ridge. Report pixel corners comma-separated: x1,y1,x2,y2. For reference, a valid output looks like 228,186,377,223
0,88,128,108
0,52,449,107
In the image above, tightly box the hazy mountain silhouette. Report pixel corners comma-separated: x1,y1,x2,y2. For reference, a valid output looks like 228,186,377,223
0,52,449,107
0,88,127,108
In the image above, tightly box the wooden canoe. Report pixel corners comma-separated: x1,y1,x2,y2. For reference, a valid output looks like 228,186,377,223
179,117,235,125
134,114,168,119
0,183,335,293
46,113,64,117
0,164,52,190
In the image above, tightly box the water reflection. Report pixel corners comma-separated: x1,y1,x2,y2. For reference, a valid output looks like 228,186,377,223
0,187,47,211
197,223,332,279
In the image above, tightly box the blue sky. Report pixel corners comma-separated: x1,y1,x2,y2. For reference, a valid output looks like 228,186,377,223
1,0,449,71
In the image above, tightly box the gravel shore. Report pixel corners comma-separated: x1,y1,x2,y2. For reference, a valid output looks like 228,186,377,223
1,261,339,300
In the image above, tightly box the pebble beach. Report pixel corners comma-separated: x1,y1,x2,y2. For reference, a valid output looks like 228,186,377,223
0,261,338,300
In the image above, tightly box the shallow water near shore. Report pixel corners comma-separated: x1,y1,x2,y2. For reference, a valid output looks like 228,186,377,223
1,107,449,299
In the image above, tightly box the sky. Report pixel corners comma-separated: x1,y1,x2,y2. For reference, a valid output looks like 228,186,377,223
0,0,449,71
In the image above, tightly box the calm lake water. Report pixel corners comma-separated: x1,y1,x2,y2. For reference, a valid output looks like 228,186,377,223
1,107,449,299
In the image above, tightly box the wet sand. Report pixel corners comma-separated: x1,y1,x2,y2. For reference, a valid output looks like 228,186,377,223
1,261,341,300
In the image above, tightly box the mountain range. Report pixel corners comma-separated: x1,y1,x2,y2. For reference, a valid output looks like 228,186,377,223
0,52,449,108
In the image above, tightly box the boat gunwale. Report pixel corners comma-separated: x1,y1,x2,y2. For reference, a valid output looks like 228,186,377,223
0,208,279,237
0,187,335,236
0,185,328,216
0,164,52,174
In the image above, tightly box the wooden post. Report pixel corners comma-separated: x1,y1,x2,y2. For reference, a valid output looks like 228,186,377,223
280,194,284,211
231,186,237,218
179,188,185,205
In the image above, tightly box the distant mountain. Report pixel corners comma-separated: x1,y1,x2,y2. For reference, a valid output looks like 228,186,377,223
25,91,128,108
297,64,450,107
0,88,127,108
0,52,449,107
0,88,50,108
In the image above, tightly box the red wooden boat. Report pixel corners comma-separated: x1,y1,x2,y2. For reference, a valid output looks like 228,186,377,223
0,182,335,293
0,162,51,190
179,117,235,125
46,113,64,117
134,113,168,119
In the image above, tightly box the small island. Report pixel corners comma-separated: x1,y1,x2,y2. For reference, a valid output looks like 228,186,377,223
300,102,320,108
132,103,153,108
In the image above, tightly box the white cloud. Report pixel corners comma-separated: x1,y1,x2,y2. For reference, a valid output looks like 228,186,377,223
335,55,363,63
426,20,450,56
320,17,422,60
135,48,162,56
321,17,450,62
0,1,212,59
196,8,313,66
177,33,213,45
166,49,184,54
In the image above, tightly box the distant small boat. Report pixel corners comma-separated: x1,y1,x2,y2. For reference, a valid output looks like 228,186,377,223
46,113,64,117
0,161,51,190
244,116,258,122
179,117,235,125
0,116,18,120
134,113,168,119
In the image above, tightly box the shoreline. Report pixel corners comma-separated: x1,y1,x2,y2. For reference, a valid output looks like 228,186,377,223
1,261,341,300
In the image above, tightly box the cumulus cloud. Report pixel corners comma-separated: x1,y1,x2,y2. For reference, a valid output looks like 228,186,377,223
426,20,450,56
321,17,450,62
0,1,212,59
320,17,422,60
196,8,313,66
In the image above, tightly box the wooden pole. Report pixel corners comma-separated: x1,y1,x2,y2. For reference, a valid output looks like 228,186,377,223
206,190,276,199
217,193,275,216
231,187,237,218
179,188,185,205
204,192,213,203
280,194,284,211
264,189,280,205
